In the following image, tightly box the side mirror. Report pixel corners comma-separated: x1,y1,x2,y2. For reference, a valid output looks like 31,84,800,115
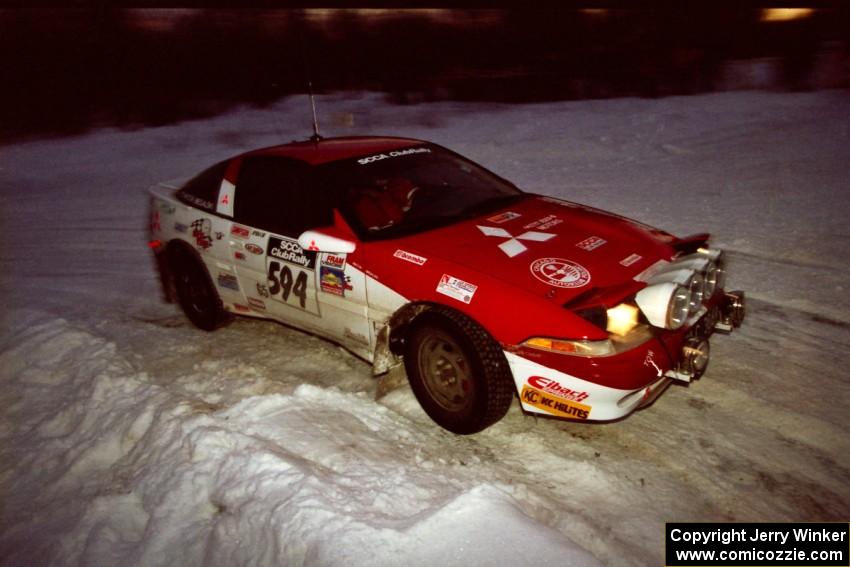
298,228,356,254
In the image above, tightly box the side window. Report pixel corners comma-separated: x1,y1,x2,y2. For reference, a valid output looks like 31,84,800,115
176,160,228,212
234,156,333,237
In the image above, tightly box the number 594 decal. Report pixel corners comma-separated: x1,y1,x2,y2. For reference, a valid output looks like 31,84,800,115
268,261,310,309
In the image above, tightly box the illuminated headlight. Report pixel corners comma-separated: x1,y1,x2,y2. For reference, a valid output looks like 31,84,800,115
688,272,705,314
524,337,615,356
606,303,640,336
703,255,726,298
635,282,691,330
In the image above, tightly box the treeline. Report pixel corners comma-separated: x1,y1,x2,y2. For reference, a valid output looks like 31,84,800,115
1,8,846,140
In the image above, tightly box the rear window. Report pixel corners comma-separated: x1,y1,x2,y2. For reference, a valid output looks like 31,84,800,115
176,160,228,212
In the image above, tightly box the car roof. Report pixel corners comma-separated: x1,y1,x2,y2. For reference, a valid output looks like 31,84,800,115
242,136,428,166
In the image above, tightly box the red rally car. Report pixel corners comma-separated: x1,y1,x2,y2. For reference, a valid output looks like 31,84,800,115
148,136,745,434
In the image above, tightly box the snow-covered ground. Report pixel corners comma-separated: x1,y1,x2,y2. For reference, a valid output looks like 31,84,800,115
1,90,849,566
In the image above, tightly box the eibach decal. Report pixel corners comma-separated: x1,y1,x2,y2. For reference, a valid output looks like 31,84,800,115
529,258,591,288
527,376,589,403
487,211,521,224
436,274,477,304
191,218,213,250
575,236,607,252
521,386,590,419
477,225,556,258
393,249,427,266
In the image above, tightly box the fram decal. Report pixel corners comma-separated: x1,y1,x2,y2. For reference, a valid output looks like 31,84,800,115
230,224,250,239
321,254,346,270
245,243,263,255
530,258,591,288
522,215,563,231
191,218,213,250
217,273,239,291
576,236,607,251
477,225,555,258
393,249,427,266
527,376,589,403
620,253,642,267
436,274,477,304
487,211,521,224
320,266,352,297
267,236,316,270
521,386,590,420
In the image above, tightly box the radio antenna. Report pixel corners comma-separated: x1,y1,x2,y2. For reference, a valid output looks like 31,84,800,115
308,81,322,142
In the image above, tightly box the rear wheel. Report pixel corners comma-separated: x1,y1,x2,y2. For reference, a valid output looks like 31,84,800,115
404,307,514,434
170,245,230,331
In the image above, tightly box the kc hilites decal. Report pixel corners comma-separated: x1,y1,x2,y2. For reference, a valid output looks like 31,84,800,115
575,236,607,252
529,258,591,288
521,379,591,420
436,274,478,304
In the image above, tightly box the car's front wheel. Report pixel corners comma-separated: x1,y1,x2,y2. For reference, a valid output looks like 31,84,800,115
169,245,230,331
404,307,514,434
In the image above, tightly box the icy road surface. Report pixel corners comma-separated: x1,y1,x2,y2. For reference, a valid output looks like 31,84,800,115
1,91,849,566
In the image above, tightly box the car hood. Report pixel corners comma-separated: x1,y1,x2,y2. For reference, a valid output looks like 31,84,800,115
390,195,677,306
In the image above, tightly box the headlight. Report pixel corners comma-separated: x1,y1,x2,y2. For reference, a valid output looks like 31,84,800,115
635,282,691,330
688,272,705,314
524,337,615,356
606,303,640,336
703,255,726,298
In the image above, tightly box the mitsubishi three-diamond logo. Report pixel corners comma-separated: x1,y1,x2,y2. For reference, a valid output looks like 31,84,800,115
477,225,556,257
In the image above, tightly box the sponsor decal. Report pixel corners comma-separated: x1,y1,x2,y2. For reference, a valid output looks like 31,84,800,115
522,214,563,231
150,210,161,233
620,253,642,267
230,224,250,239
251,229,266,238
248,297,266,311
217,273,239,291
393,249,427,266
256,283,270,298
436,274,477,304
215,232,224,241
321,254,346,270
643,349,662,376
521,386,591,420
191,218,213,250
477,225,556,258
267,236,316,270
576,236,607,252
487,211,521,224
245,243,263,255
527,376,589,403
357,147,431,165
234,251,246,261
320,266,352,297
155,201,176,215
174,222,188,234
530,258,591,288
233,303,251,313
183,194,214,210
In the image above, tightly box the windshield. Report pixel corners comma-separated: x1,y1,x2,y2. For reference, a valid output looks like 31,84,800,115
317,144,525,240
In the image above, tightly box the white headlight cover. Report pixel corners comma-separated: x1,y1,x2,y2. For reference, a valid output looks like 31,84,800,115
635,282,692,330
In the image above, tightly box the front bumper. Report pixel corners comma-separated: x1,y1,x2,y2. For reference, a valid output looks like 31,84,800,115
507,290,746,422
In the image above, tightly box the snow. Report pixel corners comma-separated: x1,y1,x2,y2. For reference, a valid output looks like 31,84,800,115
1,90,849,566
